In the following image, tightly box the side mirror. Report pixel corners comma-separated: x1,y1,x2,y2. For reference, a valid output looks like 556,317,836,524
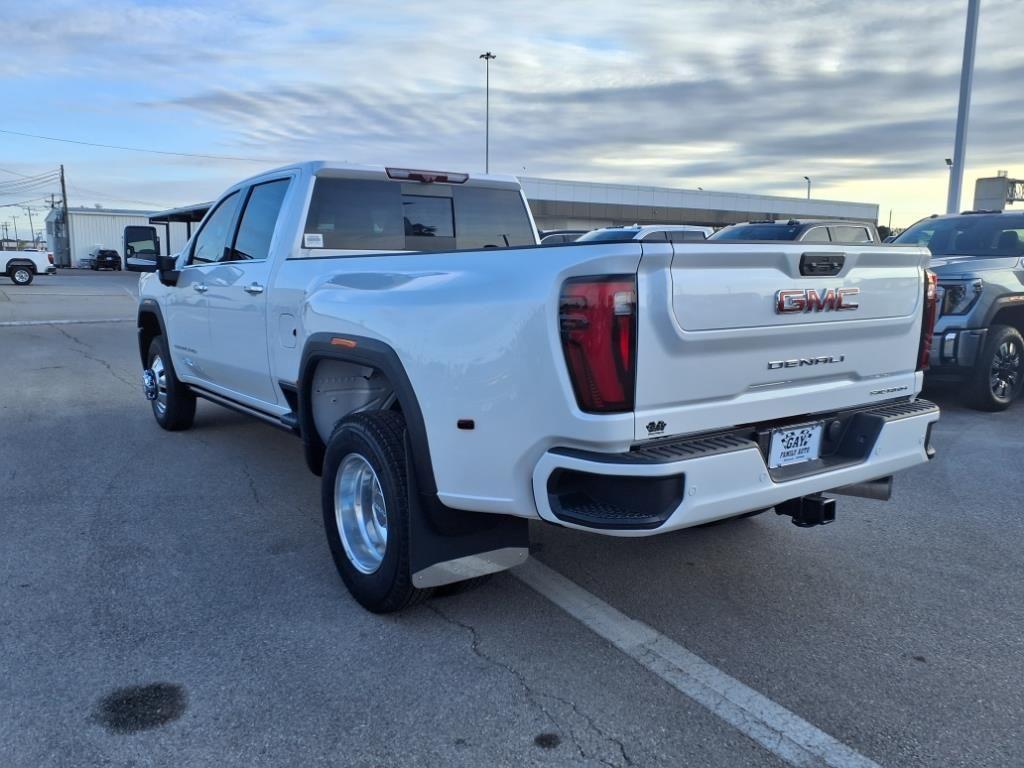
126,244,136,257
157,254,180,287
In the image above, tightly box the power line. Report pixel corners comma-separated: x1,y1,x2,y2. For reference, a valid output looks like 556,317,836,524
0,127,274,163
0,167,58,181
67,182,170,210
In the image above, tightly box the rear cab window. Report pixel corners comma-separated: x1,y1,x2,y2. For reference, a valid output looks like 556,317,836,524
302,177,535,252
830,225,872,244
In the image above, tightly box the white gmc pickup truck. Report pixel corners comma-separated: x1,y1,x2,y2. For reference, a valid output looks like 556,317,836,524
137,161,939,612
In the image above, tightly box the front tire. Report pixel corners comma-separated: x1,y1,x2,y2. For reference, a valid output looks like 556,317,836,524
10,266,33,285
321,411,430,613
146,335,196,430
967,324,1024,411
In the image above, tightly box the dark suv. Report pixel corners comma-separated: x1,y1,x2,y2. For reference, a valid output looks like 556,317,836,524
87,248,122,271
710,220,879,244
894,211,1024,410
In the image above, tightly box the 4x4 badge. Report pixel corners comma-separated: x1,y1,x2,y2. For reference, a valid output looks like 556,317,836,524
646,420,667,435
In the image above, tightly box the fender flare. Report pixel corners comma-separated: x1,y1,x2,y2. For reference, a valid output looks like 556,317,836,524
297,333,437,495
981,293,1024,329
136,298,169,366
298,332,529,573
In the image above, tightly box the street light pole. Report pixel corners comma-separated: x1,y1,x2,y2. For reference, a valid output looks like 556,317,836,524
804,176,811,199
479,52,496,173
946,0,980,214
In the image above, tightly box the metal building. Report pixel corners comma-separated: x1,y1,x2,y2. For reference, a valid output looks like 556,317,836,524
45,207,191,267
42,177,879,267
520,177,879,230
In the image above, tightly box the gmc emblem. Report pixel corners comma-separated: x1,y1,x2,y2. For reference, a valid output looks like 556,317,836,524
775,287,859,314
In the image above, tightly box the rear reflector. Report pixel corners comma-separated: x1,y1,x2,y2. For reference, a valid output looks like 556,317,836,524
917,270,938,371
385,167,468,184
559,276,637,413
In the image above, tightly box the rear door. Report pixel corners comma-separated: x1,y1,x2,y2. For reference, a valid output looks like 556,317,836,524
633,242,930,438
204,177,291,405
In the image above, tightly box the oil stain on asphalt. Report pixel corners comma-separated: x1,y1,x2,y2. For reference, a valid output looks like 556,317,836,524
95,683,187,733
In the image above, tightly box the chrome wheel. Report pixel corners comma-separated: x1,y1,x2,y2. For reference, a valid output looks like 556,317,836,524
12,268,31,284
990,340,1021,400
150,355,169,416
335,453,388,574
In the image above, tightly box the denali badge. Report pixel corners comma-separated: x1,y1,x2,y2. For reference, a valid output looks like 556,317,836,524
776,287,859,313
768,355,845,370
646,420,667,435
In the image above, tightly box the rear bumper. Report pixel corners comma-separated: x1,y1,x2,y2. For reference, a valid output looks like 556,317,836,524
532,399,939,536
45,266,56,275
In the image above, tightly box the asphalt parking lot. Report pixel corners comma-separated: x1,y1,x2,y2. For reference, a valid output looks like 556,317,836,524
2,270,1023,768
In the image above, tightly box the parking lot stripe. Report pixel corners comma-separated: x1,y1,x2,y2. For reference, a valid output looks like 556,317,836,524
0,318,133,327
514,559,883,768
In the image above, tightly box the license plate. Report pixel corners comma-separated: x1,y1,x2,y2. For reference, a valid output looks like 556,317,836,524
768,423,823,468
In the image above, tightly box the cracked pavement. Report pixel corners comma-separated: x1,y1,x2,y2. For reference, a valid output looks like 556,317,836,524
2,271,1023,767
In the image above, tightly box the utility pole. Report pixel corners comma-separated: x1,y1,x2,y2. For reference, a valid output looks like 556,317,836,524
946,0,980,214
12,216,18,245
479,52,496,173
59,164,71,266
23,206,34,248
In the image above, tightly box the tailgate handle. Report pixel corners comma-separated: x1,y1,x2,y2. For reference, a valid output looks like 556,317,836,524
800,252,845,276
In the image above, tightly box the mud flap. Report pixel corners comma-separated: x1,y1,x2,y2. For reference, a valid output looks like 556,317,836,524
405,440,530,589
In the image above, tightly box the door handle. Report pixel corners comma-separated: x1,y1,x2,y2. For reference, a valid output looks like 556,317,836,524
244,282,265,295
193,283,208,293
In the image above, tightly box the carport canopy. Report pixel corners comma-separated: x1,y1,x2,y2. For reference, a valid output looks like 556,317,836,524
148,202,212,255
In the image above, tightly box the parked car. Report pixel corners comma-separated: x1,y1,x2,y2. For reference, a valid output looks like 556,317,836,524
575,224,713,243
893,210,1024,410
86,247,122,271
137,161,938,613
539,229,587,245
711,220,880,244
1,249,55,285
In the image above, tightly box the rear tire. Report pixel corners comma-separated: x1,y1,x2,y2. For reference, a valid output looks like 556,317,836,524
967,324,1024,411
146,335,196,430
10,266,33,285
321,411,430,613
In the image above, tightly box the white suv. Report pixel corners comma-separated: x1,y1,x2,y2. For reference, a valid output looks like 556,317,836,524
576,224,713,243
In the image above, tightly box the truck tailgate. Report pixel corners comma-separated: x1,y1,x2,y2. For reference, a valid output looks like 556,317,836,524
633,242,931,440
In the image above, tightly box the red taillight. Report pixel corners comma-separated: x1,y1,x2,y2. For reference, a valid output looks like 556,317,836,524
47,252,54,264
917,270,938,371
559,276,637,412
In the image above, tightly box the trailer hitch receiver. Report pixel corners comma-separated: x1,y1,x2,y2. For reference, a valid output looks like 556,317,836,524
775,494,835,528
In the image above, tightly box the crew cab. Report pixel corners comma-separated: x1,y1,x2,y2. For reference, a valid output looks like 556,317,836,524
137,161,939,613
2,249,55,285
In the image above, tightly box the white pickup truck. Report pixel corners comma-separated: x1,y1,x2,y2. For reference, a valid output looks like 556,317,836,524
137,161,940,612
2,249,55,285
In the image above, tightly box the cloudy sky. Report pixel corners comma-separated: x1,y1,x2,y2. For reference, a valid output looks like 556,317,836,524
2,0,1021,231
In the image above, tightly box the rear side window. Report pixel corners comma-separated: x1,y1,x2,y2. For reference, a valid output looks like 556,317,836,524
303,179,534,252
640,231,667,242
667,230,706,242
830,225,872,243
232,179,290,261
801,227,830,243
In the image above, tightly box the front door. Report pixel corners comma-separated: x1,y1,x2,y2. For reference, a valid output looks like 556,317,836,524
163,190,242,384
204,177,291,406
